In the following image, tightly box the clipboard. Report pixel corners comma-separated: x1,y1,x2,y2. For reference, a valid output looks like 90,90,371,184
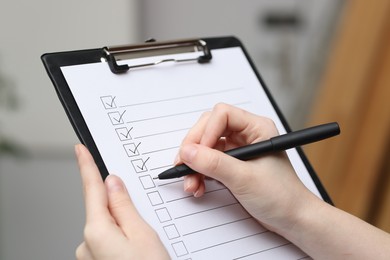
42,36,331,259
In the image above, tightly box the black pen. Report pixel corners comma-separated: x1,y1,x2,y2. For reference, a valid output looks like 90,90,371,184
154,122,340,180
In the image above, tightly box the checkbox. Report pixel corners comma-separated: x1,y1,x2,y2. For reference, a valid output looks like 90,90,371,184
124,143,141,157
172,241,188,257
155,207,172,223
164,224,180,240
147,191,164,206
100,95,117,109
115,127,133,141
108,110,126,125
139,175,155,189
131,158,149,173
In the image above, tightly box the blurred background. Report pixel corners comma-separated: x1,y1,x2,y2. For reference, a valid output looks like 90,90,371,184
0,0,389,259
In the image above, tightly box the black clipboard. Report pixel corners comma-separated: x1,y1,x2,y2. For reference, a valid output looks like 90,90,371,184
42,36,331,204
41,36,332,258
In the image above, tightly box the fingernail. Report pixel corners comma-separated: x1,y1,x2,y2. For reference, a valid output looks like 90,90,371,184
106,175,125,193
74,144,81,157
193,189,201,198
180,144,198,163
184,176,193,192
174,153,180,165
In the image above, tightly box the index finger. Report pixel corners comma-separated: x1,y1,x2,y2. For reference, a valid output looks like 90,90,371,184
200,103,279,148
75,144,111,223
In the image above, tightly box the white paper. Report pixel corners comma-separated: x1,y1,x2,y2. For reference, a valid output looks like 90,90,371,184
61,47,317,259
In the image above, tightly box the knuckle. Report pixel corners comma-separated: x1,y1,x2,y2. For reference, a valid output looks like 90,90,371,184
264,117,277,128
75,244,85,260
109,195,130,211
253,117,279,140
213,102,230,114
264,118,279,136
200,110,211,119
83,223,106,245
205,150,222,174
83,224,94,242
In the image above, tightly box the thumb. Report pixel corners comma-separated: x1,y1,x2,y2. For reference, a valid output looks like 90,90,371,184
105,175,147,236
179,144,250,188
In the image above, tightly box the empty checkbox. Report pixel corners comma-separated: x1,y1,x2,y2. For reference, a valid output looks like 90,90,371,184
139,175,155,189
172,241,188,257
155,207,172,223
147,191,163,206
164,224,180,240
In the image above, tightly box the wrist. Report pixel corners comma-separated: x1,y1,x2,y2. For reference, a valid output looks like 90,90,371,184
272,187,325,241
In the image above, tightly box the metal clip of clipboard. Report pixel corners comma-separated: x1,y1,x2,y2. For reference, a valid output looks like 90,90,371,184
103,39,212,74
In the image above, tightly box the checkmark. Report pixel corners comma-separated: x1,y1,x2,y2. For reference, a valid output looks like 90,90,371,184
124,142,141,157
108,110,126,125
105,96,116,108
100,95,117,109
116,127,133,141
129,142,141,154
113,110,126,123
131,158,150,173
137,157,150,170
121,127,133,138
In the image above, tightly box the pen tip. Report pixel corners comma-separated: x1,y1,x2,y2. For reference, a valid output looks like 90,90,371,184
152,176,159,180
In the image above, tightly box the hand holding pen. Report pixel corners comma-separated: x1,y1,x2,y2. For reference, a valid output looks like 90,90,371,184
155,121,339,180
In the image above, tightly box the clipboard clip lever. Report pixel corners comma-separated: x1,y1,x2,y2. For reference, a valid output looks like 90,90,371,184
103,39,212,74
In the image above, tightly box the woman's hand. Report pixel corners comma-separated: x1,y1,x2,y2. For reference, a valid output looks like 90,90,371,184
75,144,169,260
176,103,316,233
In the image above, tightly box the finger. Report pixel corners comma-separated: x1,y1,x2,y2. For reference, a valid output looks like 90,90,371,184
175,113,210,196
179,143,250,188
105,175,148,237
75,144,111,223
193,177,206,197
183,174,205,197
181,111,211,147
75,242,93,260
179,105,261,195
201,103,278,147
182,135,228,195
183,174,199,192
175,111,210,167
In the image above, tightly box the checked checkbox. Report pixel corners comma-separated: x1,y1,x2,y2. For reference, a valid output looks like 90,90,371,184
131,157,150,173
124,142,141,157
115,127,133,141
108,110,126,125
100,95,117,109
